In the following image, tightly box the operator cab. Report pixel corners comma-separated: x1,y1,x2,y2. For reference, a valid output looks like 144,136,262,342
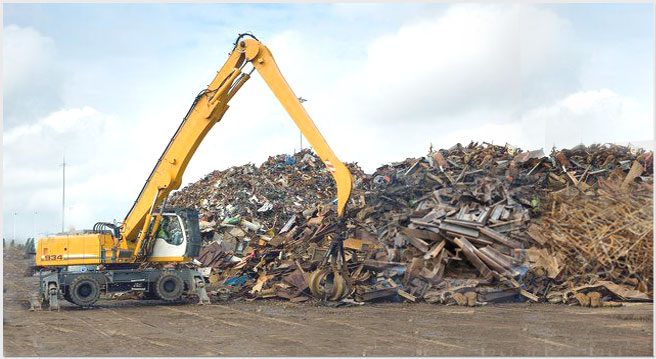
156,215,185,246
149,208,201,261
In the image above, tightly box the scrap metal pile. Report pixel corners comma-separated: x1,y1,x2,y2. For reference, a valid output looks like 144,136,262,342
169,142,653,306
531,149,653,303
170,149,366,232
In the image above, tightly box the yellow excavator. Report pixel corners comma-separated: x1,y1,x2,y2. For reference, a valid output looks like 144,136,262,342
33,34,353,310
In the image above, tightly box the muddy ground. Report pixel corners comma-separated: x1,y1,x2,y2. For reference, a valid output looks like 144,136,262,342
3,247,653,356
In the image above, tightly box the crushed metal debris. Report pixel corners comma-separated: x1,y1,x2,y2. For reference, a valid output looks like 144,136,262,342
169,143,653,306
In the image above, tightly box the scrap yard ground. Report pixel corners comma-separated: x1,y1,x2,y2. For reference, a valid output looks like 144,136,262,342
3,248,652,356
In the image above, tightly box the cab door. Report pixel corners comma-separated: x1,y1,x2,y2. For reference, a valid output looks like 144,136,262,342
149,213,188,261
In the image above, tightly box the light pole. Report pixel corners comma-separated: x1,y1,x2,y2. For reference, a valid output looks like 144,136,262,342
298,97,307,152
33,211,38,239
12,212,17,241
67,205,75,234
60,154,66,233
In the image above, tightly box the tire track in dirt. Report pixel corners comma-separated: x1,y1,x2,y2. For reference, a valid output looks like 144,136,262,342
214,304,311,328
103,306,232,346
162,305,248,328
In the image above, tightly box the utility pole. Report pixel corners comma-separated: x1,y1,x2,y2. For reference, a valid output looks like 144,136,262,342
33,211,38,239
298,97,307,152
61,154,66,233
12,212,17,241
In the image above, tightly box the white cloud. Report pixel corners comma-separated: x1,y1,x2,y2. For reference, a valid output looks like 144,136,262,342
525,89,652,149
307,4,651,170
3,107,118,165
3,25,65,125
433,88,653,152
559,88,617,115
4,107,102,145
519,5,576,103
332,4,573,125
2,25,56,95
2,106,129,236
294,4,578,170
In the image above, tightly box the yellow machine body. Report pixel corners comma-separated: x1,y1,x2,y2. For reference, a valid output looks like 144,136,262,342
35,34,352,270
35,229,194,267
36,233,114,266
35,233,187,266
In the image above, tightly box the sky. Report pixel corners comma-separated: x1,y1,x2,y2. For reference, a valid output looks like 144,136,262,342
2,3,654,241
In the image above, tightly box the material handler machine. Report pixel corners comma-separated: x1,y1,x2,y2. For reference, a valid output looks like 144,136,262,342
32,34,353,310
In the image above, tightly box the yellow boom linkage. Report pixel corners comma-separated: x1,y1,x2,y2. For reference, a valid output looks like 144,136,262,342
36,34,352,270
124,35,353,260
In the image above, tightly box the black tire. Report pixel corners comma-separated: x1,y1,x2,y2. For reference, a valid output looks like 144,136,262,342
63,288,73,303
143,289,159,300
154,273,184,302
68,275,101,307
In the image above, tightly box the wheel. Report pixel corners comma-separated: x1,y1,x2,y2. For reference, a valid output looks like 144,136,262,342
47,284,60,311
143,288,159,300
63,288,73,303
68,275,101,307
154,272,184,302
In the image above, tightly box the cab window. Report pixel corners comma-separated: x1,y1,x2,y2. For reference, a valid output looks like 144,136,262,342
157,215,184,245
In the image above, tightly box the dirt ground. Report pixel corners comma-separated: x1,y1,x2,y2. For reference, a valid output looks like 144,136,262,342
3,247,653,357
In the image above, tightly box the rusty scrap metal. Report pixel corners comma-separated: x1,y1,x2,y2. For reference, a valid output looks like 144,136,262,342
167,142,652,305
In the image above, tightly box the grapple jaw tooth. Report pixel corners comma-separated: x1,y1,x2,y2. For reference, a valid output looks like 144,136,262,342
309,268,349,301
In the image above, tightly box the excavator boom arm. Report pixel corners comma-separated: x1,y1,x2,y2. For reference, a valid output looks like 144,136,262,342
121,35,352,256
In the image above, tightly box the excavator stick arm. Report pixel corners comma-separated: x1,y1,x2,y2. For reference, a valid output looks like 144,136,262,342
122,35,352,259
240,38,353,217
